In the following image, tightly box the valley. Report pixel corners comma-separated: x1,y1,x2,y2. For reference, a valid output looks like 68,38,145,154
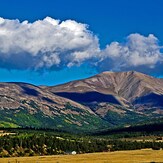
1,149,163,163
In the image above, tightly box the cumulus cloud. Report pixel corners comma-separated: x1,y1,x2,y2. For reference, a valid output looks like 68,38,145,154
98,33,163,75
0,17,162,75
0,17,99,70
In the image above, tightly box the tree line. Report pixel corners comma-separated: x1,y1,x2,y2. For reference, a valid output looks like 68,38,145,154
1,132,163,157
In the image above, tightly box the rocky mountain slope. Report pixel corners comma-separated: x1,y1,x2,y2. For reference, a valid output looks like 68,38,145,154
0,71,163,132
0,82,106,132
47,71,163,101
45,71,163,119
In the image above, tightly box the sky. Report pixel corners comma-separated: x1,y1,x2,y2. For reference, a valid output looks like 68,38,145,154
0,0,163,85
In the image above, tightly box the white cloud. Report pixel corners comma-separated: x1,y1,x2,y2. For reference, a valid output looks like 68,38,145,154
98,33,163,74
0,17,162,75
0,17,99,70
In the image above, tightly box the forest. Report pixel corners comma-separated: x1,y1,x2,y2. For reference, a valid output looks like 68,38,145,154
1,125,163,157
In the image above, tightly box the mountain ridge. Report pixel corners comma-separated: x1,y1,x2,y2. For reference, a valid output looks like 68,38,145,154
0,71,163,132
46,70,163,101
45,71,163,117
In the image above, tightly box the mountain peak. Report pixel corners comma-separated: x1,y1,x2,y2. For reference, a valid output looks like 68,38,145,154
47,70,163,103
99,71,155,82
101,70,145,76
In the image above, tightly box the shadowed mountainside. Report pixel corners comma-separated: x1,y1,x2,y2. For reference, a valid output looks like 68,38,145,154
0,82,107,132
0,71,163,132
45,71,163,116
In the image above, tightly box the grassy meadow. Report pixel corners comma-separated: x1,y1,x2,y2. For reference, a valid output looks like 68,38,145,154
0,149,163,163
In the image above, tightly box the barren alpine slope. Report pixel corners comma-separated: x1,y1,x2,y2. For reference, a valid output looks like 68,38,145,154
45,71,163,118
0,82,106,132
47,71,163,101
0,71,163,132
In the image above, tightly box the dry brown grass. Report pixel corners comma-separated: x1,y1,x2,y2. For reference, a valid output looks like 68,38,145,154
0,133,15,136
0,149,163,163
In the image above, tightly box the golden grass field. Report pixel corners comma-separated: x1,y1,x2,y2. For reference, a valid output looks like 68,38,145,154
0,149,163,163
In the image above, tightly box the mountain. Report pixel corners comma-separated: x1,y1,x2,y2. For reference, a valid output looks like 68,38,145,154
0,82,107,132
46,71,163,101
45,71,163,123
0,71,163,132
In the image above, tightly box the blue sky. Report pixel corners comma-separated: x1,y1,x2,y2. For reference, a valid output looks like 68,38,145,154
0,0,163,85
